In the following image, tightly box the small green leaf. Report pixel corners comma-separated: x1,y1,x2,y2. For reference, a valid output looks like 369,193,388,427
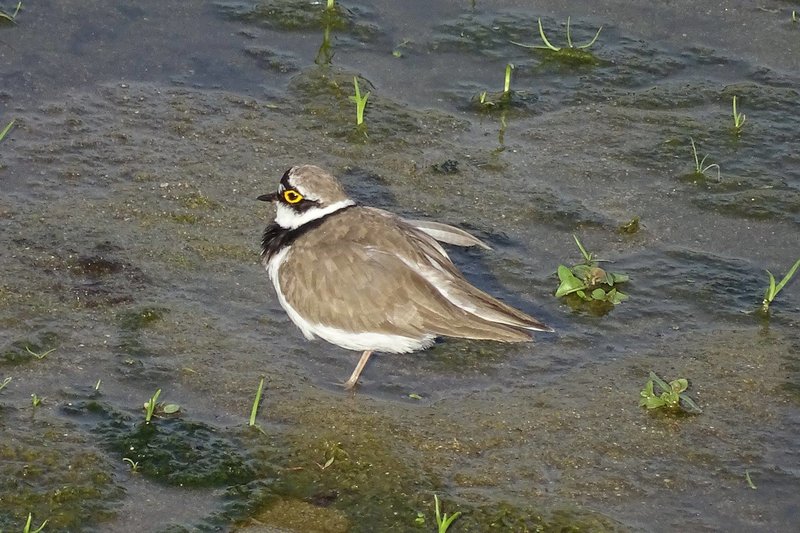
162,403,181,414
670,379,688,394
591,288,606,300
610,272,630,283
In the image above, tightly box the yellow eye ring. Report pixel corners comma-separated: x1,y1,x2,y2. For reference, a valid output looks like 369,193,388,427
283,190,303,204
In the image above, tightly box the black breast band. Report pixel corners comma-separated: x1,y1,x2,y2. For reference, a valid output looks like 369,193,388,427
261,205,356,263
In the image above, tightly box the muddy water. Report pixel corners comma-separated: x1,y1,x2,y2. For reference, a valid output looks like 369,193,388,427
1,1,798,532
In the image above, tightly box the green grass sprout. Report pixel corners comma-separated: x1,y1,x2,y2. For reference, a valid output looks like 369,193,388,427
25,346,56,359
123,457,139,473
639,371,702,414
22,512,48,533
792,10,798,23
249,376,265,427
476,63,517,109
0,1,22,23
555,235,629,306
434,494,462,533
326,0,335,10
0,376,11,392
689,137,720,181
732,95,746,133
143,388,161,423
94,379,102,391
349,77,370,126
745,470,757,489
31,393,43,407
761,257,800,313
511,16,602,52
503,63,514,95
0,119,15,142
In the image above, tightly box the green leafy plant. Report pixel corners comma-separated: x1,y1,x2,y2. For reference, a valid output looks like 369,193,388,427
0,119,15,142
21,512,48,533
639,371,702,414
0,376,11,392
555,235,629,305
434,494,462,533
326,0,335,10
249,376,265,427
688,137,720,181
31,393,43,407
349,77,370,127
761,257,800,313
731,95,746,133
0,1,21,23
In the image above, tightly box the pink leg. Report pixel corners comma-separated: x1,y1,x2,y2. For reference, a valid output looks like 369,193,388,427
343,350,372,390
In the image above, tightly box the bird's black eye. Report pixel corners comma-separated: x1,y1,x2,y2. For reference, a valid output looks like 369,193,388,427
283,190,303,204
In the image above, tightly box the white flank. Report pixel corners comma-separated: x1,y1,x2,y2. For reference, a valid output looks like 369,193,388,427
267,247,434,353
275,199,355,230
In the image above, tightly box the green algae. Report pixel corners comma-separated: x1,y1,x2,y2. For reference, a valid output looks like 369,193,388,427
117,306,167,331
64,399,261,487
0,415,123,531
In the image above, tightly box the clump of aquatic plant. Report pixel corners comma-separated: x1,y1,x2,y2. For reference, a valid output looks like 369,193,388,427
511,17,602,64
555,235,629,305
618,216,640,234
315,440,347,471
434,494,462,533
761,257,800,314
349,76,370,127
639,371,702,414
0,119,14,142
0,1,21,23
21,512,48,533
249,376,265,428
687,137,720,181
475,63,515,109
142,389,181,423
731,95,746,133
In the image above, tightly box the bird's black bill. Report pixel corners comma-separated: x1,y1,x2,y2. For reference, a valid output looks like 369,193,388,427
257,192,278,202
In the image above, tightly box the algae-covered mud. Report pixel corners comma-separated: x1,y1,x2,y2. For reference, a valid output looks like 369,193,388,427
1,1,798,531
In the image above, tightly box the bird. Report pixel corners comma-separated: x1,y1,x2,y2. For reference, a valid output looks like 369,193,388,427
258,164,553,390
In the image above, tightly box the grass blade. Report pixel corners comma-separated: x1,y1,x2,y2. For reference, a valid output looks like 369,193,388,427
249,377,265,427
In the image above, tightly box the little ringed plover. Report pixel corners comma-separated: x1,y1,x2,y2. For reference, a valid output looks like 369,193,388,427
258,164,553,389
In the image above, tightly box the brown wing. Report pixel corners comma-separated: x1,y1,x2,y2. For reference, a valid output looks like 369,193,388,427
278,207,549,341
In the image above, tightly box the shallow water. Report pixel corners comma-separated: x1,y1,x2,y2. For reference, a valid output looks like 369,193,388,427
1,1,799,531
